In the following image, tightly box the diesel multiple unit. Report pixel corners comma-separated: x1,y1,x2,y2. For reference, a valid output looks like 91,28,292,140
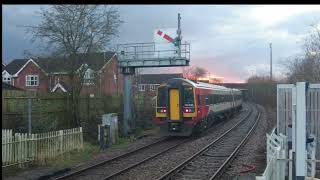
154,78,243,136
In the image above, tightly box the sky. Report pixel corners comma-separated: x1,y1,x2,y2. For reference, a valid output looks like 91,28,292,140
2,5,320,83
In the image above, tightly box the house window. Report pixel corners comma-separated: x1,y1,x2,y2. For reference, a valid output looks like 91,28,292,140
3,77,12,85
150,84,156,91
83,69,95,85
26,75,39,86
139,84,145,91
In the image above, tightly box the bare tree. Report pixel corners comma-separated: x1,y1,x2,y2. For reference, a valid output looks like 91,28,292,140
27,5,123,126
183,66,207,81
304,22,320,55
286,21,320,83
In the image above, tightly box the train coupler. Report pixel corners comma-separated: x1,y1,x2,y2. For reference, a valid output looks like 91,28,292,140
169,122,182,132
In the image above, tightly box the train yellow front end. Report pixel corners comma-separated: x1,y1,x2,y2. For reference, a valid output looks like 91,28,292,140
155,79,197,136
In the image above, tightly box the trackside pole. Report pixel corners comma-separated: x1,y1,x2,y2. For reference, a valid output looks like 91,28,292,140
122,67,135,136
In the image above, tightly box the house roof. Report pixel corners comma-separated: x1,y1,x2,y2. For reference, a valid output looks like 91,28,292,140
3,52,116,75
35,51,115,73
2,82,23,90
3,59,29,74
51,81,71,92
137,73,183,84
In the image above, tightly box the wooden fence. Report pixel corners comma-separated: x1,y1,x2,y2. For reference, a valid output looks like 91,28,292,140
2,90,121,137
2,127,83,168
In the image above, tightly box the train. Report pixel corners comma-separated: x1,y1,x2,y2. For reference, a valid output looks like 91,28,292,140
154,78,243,136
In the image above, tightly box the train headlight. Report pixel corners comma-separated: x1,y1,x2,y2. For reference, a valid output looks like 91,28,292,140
183,107,194,113
157,107,167,113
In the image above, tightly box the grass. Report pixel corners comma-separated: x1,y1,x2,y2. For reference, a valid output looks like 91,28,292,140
46,142,99,169
2,142,99,179
109,137,131,149
3,126,159,179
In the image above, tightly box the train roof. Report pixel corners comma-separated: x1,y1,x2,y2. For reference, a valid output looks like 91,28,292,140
172,78,241,92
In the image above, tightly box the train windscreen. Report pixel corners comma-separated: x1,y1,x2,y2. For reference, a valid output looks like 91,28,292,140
183,86,194,107
157,86,167,107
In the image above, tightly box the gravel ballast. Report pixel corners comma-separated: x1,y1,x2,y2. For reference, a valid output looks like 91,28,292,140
219,104,275,180
112,103,255,180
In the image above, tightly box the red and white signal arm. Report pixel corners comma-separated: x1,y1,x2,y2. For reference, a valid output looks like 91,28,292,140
154,28,178,58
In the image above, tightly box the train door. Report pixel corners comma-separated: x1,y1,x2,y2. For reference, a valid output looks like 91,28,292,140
169,89,180,120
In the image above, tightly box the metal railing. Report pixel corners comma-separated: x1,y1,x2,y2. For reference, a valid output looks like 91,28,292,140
256,129,287,180
117,42,190,61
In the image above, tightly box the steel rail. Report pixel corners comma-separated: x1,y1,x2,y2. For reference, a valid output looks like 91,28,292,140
102,108,250,180
157,105,255,180
209,112,261,180
55,105,251,180
103,138,191,180
54,136,169,180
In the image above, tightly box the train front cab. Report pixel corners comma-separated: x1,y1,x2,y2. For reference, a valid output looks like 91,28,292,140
155,79,197,136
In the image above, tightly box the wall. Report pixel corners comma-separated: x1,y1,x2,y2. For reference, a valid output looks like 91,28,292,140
13,61,49,93
99,56,123,95
2,90,122,141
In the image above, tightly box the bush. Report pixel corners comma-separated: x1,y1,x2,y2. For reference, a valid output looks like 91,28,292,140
247,76,277,107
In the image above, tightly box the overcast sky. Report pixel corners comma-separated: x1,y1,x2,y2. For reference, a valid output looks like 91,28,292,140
2,5,320,82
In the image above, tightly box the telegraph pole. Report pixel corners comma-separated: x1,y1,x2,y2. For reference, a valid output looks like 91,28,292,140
177,13,182,57
269,43,273,81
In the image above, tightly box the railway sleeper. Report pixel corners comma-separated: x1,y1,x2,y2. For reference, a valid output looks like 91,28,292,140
202,153,231,158
175,174,203,180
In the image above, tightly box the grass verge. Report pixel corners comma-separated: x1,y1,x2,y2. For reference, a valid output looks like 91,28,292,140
46,142,99,168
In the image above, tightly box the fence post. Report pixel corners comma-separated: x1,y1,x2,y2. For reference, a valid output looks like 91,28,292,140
59,130,62,155
311,145,316,177
289,150,293,180
80,127,83,149
296,82,306,179
28,97,32,134
18,133,23,168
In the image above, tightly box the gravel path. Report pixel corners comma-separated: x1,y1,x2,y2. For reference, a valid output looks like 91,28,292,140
112,103,254,180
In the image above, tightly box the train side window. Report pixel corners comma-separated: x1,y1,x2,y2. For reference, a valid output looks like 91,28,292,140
157,87,167,107
205,97,209,105
183,86,194,107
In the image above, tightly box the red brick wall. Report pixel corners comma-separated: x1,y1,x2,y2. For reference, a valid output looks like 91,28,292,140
13,61,49,92
98,55,123,96
61,55,124,96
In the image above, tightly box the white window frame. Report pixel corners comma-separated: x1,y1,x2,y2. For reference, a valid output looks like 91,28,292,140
3,77,12,85
26,75,39,87
83,68,95,85
150,84,156,91
139,84,146,91
2,70,13,85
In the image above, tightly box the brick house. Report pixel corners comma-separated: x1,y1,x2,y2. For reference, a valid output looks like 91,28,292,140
134,73,183,96
2,52,123,95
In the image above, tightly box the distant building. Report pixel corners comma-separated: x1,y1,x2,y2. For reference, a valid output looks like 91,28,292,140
2,52,123,96
134,73,183,96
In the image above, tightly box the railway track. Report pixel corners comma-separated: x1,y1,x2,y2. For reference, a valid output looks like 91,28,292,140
157,105,260,180
54,104,255,180
53,136,190,180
